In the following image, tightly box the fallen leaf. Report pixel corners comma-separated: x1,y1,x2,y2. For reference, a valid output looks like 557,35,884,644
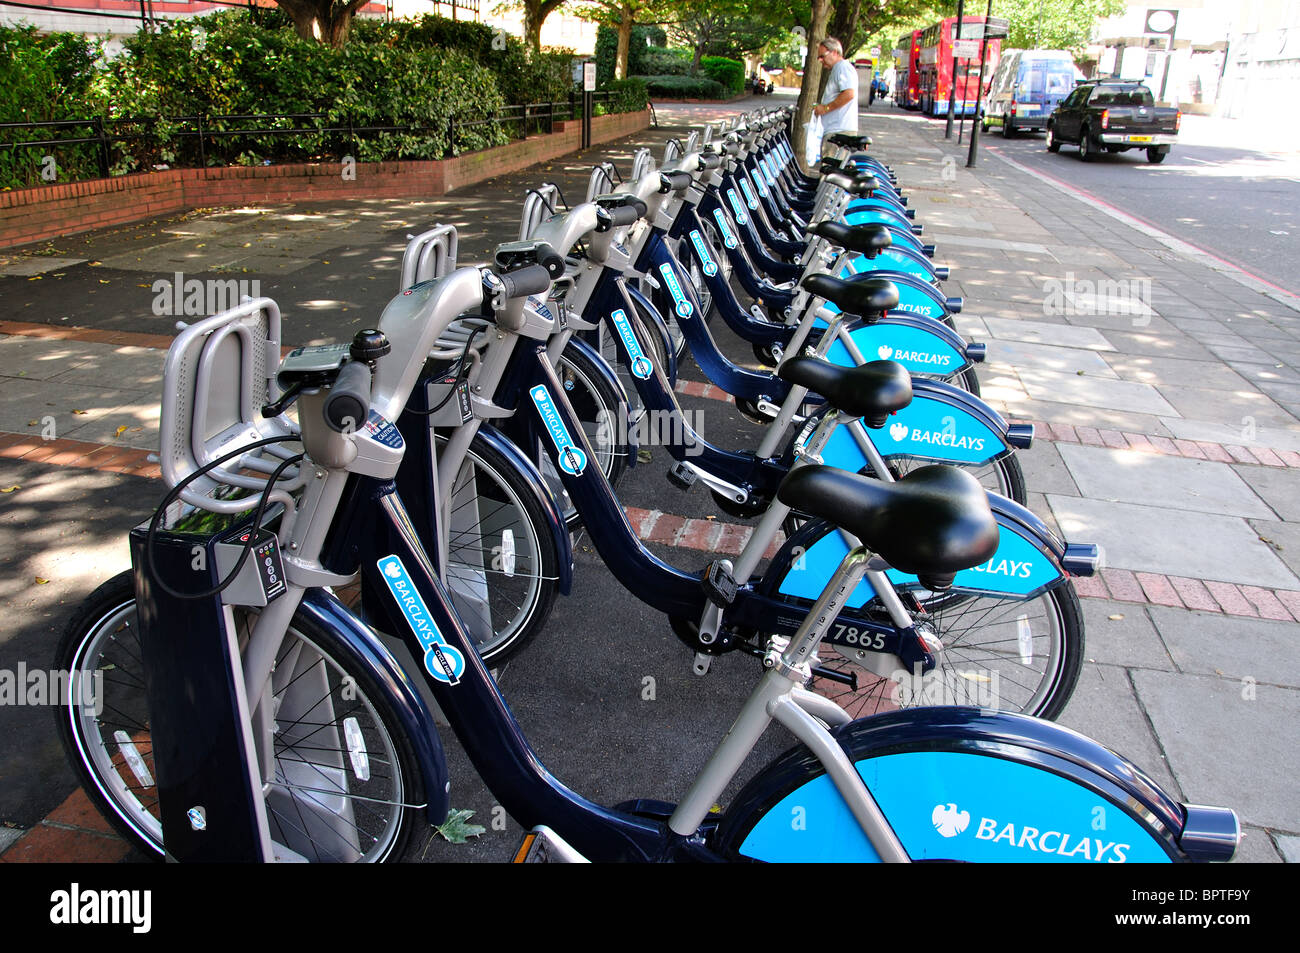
98,279,110,284
35,577,49,585
434,808,485,844
1108,613,1124,621
26,419,38,426
115,425,128,437
72,409,87,415
0,486,20,493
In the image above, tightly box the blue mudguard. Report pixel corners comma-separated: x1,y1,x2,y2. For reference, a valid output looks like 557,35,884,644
715,707,1229,862
771,488,1070,607
824,313,977,380
810,378,1023,471
841,246,942,285
298,587,452,828
844,196,912,224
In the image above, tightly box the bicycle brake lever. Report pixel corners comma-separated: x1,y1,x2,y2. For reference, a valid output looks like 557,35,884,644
262,379,306,418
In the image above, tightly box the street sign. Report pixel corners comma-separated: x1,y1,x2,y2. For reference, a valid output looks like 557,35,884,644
983,17,1009,39
1145,9,1178,36
869,46,881,57
583,62,596,92
953,39,980,59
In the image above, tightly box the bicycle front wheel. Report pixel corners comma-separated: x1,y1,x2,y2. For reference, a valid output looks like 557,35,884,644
438,433,561,664
55,571,422,861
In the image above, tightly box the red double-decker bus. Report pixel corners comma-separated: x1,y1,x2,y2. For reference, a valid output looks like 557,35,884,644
916,16,1002,117
894,30,923,109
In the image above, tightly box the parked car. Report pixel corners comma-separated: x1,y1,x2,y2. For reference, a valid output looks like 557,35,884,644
982,49,1078,137
1045,80,1180,163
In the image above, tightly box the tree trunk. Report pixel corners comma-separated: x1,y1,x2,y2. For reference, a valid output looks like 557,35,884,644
792,0,833,169
277,1,362,49
615,5,633,81
525,6,544,55
829,0,864,59
522,0,566,55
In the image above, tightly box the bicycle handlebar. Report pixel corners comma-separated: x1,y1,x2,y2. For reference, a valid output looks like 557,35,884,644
497,264,553,300
323,359,372,433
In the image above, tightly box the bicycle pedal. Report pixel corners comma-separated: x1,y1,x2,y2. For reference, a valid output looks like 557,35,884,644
667,462,698,490
702,560,738,608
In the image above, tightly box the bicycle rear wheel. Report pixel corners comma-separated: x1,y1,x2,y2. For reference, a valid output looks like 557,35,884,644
758,523,1084,720
55,571,421,861
807,580,1084,721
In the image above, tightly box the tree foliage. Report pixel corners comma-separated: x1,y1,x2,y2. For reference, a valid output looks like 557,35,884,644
994,0,1126,53
665,0,786,71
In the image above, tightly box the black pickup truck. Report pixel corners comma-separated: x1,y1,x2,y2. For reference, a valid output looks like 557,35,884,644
1045,81,1180,163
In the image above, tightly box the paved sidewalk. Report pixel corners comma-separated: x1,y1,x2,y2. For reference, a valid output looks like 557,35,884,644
869,105,1299,861
0,94,1295,863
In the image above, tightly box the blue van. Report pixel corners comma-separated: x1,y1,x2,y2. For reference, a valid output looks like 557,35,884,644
982,50,1079,136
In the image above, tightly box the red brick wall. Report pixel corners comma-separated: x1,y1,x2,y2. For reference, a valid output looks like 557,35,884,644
0,109,651,250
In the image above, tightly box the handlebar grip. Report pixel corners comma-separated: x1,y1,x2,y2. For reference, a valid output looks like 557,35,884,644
498,264,553,300
324,360,372,433
698,153,723,171
660,171,693,192
607,203,644,228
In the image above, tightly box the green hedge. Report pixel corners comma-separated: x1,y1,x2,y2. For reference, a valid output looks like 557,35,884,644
0,26,103,188
700,55,745,95
92,14,507,173
601,77,649,114
0,12,617,189
367,16,575,108
639,46,692,76
637,75,728,99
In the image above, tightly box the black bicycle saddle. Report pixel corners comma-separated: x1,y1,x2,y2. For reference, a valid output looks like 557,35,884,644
802,273,898,317
777,464,999,590
777,357,911,427
809,221,891,258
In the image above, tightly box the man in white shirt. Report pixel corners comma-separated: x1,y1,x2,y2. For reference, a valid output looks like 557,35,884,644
811,36,859,158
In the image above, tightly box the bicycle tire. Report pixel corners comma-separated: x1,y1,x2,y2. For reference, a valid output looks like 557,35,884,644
55,571,422,862
758,528,1084,720
437,432,561,664
957,365,981,397
558,342,630,499
888,451,1026,506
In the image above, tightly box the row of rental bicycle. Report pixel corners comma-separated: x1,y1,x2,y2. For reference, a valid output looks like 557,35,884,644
55,105,1240,863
